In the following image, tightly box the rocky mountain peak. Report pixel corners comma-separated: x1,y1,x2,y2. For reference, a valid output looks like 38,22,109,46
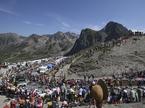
103,21,129,41
66,21,131,55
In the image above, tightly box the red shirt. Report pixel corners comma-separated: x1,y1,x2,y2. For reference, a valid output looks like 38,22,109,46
3,104,10,108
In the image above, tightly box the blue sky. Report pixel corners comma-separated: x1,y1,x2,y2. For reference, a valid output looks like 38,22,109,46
0,0,145,36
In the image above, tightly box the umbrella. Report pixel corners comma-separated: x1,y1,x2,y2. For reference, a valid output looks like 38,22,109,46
47,64,54,69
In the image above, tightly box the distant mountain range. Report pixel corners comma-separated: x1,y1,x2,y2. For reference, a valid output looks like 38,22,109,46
0,32,78,62
66,21,133,55
0,21,144,63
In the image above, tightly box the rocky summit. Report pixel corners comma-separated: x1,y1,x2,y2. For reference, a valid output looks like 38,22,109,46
66,21,132,56
102,21,131,41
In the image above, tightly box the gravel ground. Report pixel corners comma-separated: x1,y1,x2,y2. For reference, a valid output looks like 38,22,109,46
67,36,145,77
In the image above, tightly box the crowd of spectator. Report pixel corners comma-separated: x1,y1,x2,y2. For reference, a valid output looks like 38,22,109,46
1,61,145,108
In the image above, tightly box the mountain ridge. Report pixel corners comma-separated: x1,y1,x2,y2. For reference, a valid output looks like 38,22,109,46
66,21,133,56
0,32,78,62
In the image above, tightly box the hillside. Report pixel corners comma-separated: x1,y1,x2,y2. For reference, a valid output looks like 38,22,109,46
66,35,145,78
60,21,145,78
0,32,78,62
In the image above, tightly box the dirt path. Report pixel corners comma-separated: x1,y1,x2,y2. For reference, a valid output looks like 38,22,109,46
55,55,82,79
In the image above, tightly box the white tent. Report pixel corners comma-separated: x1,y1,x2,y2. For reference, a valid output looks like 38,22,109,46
39,66,48,73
